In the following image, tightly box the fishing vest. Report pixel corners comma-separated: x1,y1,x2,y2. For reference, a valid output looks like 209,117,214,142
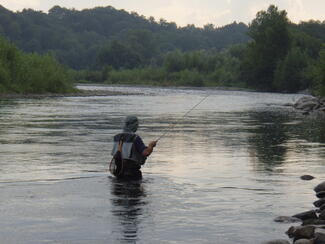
111,133,146,165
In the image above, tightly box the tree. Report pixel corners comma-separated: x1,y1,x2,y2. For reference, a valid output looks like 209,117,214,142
273,47,308,92
97,40,141,69
240,5,291,90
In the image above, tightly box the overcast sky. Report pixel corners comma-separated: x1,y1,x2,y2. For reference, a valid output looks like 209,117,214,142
0,0,324,27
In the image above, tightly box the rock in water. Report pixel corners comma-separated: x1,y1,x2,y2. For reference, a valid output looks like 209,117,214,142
317,191,325,199
314,198,325,208
286,225,315,239
274,216,301,223
314,231,325,244
293,210,318,221
294,239,313,244
261,240,290,244
314,182,325,193
318,210,325,220
300,175,315,181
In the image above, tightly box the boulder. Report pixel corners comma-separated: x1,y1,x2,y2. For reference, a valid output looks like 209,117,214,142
317,192,325,199
293,210,318,221
261,240,290,244
314,231,325,244
320,204,325,212
315,182,325,193
314,198,325,208
318,210,325,220
286,225,315,239
303,219,325,226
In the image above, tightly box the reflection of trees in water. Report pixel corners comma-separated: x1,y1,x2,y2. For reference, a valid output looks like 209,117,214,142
110,179,147,243
247,110,325,171
247,111,290,171
297,117,325,144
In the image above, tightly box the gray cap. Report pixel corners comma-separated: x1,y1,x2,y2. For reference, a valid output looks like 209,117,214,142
123,116,139,133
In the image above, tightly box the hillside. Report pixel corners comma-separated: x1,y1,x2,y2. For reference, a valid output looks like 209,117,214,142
0,5,250,69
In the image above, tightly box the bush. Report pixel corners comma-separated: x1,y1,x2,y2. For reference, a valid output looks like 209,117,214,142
0,37,75,94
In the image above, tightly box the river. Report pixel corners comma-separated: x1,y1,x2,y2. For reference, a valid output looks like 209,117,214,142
0,85,325,243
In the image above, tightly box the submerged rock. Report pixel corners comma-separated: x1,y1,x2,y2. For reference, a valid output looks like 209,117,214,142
300,175,315,181
274,216,302,223
261,239,290,244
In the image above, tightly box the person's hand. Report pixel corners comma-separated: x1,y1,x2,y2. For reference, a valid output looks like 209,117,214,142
149,140,157,148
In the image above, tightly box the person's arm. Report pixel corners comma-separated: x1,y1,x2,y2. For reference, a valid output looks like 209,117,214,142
142,140,157,157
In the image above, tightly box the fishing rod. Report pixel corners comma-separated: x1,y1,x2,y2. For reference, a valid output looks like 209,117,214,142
156,94,210,141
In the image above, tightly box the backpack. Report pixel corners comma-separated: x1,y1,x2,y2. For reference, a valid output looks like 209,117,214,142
109,139,124,176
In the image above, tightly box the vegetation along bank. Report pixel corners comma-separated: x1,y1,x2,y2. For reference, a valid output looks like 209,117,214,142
0,4,324,95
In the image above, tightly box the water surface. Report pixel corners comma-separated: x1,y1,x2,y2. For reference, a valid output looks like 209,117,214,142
0,85,325,243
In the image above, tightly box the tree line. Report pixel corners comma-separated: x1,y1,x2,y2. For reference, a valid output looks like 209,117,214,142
92,5,325,96
0,4,324,96
0,5,249,69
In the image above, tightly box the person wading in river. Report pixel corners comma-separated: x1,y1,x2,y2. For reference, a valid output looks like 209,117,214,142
110,116,157,180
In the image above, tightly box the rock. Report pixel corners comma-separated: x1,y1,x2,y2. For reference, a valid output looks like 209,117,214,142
294,239,313,244
303,219,325,226
298,101,319,111
293,210,318,221
319,210,325,220
301,175,315,181
314,231,325,244
317,192,325,199
320,204,325,212
275,216,302,223
286,225,315,239
314,199,325,208
315,182,325,193
261,240,290,244
315,228,325,234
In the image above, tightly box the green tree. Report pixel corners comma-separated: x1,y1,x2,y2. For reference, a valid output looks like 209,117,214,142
97,40,141,69
240,5,291,90
273,47,308,92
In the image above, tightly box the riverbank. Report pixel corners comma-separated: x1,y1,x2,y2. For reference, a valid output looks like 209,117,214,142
0,88,140,99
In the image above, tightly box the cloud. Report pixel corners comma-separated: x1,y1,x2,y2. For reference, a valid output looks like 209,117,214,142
0,0,41,10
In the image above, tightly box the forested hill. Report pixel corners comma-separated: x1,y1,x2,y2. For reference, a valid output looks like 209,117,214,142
0,5,249,69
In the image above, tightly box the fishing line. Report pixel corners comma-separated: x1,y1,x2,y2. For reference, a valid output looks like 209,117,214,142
156,93,210,141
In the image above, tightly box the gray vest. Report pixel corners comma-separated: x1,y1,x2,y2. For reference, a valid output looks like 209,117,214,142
111,133,146,165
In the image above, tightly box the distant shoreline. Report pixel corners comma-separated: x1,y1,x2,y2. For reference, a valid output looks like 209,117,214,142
0,89,139,99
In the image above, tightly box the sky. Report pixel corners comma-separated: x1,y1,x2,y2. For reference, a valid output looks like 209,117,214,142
0,0,324,27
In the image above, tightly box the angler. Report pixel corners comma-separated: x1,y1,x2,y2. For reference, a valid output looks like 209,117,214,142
110,116,157,180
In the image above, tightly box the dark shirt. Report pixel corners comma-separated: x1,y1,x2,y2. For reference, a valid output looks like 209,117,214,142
134,136,147,154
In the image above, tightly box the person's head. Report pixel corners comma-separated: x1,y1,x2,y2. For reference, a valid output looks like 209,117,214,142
123,116,139,133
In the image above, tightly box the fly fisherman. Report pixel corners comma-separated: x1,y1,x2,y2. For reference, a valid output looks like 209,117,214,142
110,116,157,180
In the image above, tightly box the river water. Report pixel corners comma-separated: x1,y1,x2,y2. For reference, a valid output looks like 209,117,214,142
0,85,325,244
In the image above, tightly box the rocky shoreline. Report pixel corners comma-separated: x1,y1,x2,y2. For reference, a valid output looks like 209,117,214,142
264,180,325,244
0,89,140,99
293,96,325,115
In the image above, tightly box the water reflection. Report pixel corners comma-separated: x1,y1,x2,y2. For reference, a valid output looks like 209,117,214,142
247,111,290,171
110,178,147,243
